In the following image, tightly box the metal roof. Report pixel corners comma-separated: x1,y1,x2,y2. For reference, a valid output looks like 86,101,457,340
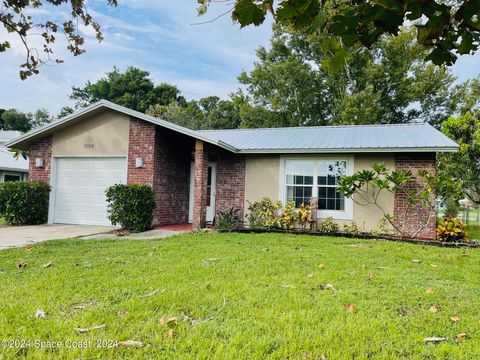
0,146,28,172
6,100,458,154
198,123,458,153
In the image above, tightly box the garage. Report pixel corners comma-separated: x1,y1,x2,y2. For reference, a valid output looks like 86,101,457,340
52,157,127,226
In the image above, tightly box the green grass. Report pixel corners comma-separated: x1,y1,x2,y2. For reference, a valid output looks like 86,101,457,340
466,224,480,240
0,233,478,359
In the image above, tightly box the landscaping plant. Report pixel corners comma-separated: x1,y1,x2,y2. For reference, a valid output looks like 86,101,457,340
0,181,50,225
343,222,361,236
338,162,463,238
215,208,242,231
436,216,468,242
319,217,338,233
105,184,155,233
297,203,313,229
280,201,296,230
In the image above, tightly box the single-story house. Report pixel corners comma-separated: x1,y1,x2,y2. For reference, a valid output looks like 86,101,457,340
0,131,28,182
7,100,458,239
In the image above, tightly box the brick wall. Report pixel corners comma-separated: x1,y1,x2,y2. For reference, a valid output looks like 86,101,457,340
394,153,436,240
215,153,246,221
192,140,209,229
127,118,156,185
152,128,191,226
28,135,52,183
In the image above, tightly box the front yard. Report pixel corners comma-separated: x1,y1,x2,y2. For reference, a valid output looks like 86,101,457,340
0,232,478,359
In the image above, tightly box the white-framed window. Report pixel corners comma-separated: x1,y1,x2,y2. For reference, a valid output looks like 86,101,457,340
279,156,354,220
3,173,22,182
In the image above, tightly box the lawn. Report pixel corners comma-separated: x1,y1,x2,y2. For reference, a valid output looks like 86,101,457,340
0,233,478,359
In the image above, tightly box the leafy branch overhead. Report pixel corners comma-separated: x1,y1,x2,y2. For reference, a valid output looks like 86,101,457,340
198,0,480,70
0,0,118,79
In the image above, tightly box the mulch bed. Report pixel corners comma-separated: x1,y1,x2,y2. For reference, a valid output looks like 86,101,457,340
222,228,480,248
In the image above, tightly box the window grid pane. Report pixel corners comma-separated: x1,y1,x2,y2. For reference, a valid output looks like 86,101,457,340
317,160,347,211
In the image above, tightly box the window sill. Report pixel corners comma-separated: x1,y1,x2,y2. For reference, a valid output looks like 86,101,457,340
316,210,353,221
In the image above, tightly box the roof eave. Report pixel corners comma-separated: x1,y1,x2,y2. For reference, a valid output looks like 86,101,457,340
236,146,459,154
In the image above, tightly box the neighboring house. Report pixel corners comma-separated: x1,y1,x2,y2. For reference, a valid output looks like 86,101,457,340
7,100,458,239
0,131,28,182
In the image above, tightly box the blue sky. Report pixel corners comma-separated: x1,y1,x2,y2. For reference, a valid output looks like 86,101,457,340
1,0,479,115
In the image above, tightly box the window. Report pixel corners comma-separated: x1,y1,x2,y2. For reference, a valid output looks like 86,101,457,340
282,158,353,220
4,174,21,182
285,160,313,207
317,161,346,211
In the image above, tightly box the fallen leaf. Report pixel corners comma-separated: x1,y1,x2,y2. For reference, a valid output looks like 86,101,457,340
320,354,326,360
280,283,295,288
325,283,336,291
412,259,422,264
426,288,435,294
429,306,439,313
319,264,326,269
344,304,357,314
449,316,460,322
117,309,128,318
456,332,468,341
307,273,314,279
367,273,374,281
73,300,97,310
25,246,32,252
377,266,390,270
35,309,46,319
117,340,143,348
74,324,106,334
430,264,438,268
462,251,469,257
16,262,27,269
167,328,174,339
140,289,165,298
160,316,177,327
424,336,447,343
42,261,53,268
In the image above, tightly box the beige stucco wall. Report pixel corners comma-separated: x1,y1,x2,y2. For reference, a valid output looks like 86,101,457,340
244,153,395,232
52,110,130,156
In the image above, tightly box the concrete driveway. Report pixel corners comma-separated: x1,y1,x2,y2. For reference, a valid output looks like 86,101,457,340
0,224,114,250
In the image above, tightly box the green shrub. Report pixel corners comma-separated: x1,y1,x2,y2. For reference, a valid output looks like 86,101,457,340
371,218,395,237
0,181,50,225
246,197,282,229
319,217,338,233
215,208,242,230
343,222,361,235
105,184,156,233
436,216,467,242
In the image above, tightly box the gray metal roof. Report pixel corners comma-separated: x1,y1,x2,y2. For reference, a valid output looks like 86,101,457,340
198,123,458,153
7,100,458,154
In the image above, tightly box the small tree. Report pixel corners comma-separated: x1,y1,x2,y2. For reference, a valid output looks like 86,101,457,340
338,162,463,238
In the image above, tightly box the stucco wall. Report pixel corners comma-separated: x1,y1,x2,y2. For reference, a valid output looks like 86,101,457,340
52,110,130,156
244,153,395,232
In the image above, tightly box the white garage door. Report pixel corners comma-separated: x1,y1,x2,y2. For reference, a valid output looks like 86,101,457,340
53,157,127,226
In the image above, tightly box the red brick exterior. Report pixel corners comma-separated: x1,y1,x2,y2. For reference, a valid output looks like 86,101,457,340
152,128,191,226
28,135,52,183
192,140,209,230
127,118,156,185
215,153,246,220
394,153,437,240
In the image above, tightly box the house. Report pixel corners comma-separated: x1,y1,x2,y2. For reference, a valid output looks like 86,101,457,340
0,131,28,182
7,100,458,239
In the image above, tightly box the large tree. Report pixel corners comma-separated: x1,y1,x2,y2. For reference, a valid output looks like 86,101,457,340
198,0,480,69
439,111,480,205
0,108,52,132
148,96,242,130
70,67,186,113
237,26,455,127
1,0,117,79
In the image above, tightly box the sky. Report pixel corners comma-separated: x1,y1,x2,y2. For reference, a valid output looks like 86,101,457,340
1,0,479,115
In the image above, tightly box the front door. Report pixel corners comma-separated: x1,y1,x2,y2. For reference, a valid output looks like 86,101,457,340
188,162,217,223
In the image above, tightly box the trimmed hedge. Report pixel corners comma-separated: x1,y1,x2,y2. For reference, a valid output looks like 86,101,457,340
106,184,156,233
0,181,51,225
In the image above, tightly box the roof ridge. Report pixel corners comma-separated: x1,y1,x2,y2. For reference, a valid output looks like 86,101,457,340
198,122,428,132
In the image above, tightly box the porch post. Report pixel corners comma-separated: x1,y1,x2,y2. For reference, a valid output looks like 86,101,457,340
192,140,208,230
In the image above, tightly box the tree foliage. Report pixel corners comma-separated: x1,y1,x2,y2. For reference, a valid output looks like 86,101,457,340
70,67,186,113
198,0,480,70
0,108,53,132
1,0,118,79
439,111,480,205
237,27,455,127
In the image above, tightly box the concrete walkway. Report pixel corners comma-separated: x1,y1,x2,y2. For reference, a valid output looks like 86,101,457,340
0,224,114,250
